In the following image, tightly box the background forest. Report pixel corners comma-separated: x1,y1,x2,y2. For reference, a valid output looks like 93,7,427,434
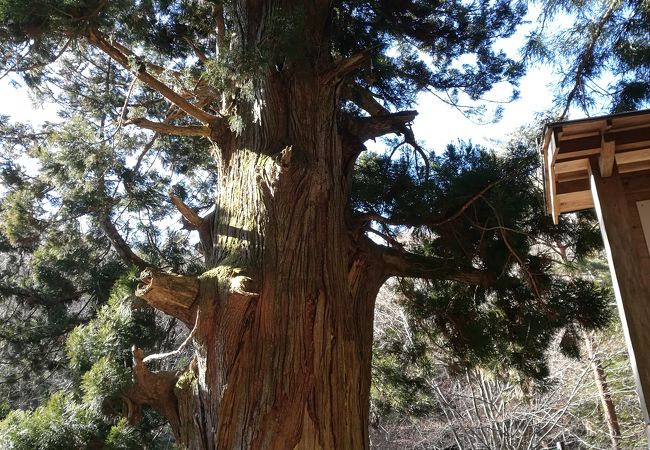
1,0,650,449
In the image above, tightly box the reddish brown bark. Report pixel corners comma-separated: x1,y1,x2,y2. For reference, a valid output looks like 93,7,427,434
95,3,483,448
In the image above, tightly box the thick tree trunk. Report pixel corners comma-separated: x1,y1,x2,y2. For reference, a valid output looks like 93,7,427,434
133,8,386,445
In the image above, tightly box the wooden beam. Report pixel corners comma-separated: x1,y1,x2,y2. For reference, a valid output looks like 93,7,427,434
555,178,591,195
557,190,593,213
599,135,616,177
546,134,559,223
589,161,650,433
615,148,650,173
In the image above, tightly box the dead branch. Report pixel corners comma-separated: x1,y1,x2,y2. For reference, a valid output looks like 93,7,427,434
169,192,205,229
343,82,429,178
125,117,211,137
323,48,374,84
125,346,180,431
135,268,199,325
143,310,199,364
343,110,418,141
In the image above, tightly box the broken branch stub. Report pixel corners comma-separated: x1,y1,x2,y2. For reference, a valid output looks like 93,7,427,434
136,268,199,325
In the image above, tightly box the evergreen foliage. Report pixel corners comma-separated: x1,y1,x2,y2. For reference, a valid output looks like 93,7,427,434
528,0,650,115
0,0,639,447
0,277,177,449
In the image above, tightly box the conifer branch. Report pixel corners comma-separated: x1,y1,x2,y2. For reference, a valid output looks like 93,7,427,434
378,244,493,285
357,177,506,229
169,192,206,229
560,0,619,119
86,29,219,125
97,210,150,271
125,117,211,137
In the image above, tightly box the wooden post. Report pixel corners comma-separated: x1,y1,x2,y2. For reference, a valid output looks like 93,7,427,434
589,160,650,437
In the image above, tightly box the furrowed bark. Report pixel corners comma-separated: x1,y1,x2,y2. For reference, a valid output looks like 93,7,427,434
111,3,423,449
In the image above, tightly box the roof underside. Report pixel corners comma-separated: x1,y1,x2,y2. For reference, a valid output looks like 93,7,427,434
542,109,650,223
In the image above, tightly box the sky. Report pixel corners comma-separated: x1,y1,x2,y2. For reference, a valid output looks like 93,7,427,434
0,7,562,153
0,66,559,152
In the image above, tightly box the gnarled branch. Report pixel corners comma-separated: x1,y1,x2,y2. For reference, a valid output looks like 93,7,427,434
126,117,211,137
378,244,493,286
323,48,373,84
343,110,418,141
342,82,429,177
124,346,180,432
136,268,199,325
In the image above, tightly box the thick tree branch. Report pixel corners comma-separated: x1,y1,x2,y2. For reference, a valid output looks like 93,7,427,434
169,192,206,228
124,346,180,431
135,268,199,325
126,117,211,137
342,82,387,116
97,210,150,271
378,244,494,285
343,110,418,141
86,29,219,125
323,48,373,84
343,82,429,177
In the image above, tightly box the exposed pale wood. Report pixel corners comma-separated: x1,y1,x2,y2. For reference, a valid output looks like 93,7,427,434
135,268,199,325
615,148,650,174
557,190,593,213
554,158,590,175
546,133,559,222
589,161,650,429
599,136,616,177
